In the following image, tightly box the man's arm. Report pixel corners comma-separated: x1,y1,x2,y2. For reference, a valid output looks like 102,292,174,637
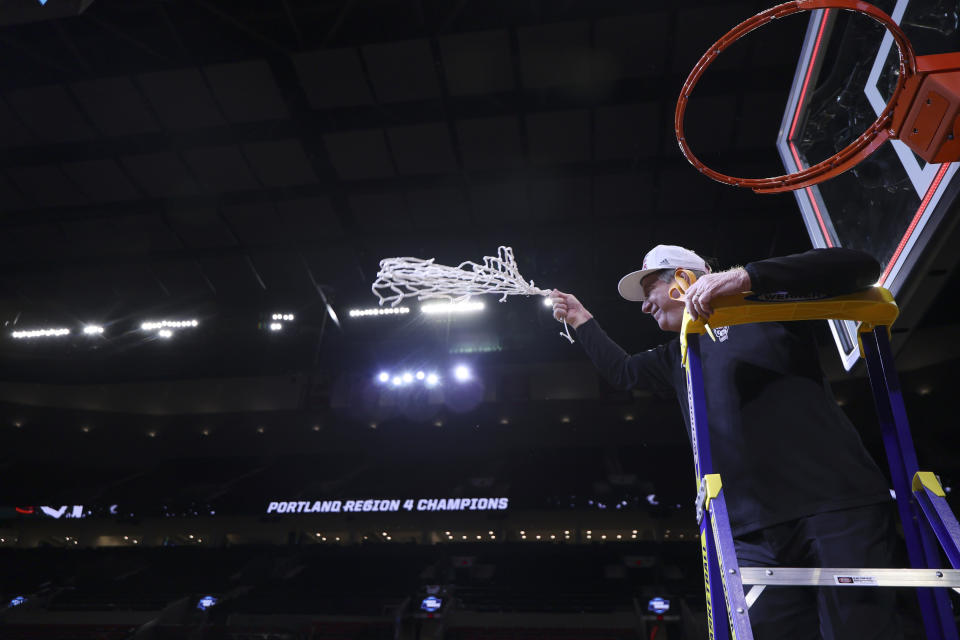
744,247,881,296
550,290,674,393
683,247,881,321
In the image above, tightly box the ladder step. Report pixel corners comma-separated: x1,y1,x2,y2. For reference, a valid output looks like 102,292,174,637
740,567,960,587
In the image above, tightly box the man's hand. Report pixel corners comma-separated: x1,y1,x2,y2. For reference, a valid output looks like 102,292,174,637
683,267,751,321
549,290,593,329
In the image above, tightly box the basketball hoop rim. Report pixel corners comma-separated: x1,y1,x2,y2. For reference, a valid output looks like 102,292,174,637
674,0,917,194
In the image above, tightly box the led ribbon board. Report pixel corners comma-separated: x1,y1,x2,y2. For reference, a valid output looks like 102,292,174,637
266,497,509,514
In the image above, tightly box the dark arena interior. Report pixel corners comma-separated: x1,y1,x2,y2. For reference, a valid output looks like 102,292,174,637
3,1,960,639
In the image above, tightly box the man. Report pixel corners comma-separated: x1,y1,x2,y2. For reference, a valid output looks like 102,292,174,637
550,245,902,640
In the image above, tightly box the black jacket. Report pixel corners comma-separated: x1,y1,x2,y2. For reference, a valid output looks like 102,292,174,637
575,248,891,536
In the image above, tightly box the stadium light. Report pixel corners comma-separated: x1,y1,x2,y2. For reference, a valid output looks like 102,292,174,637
11,327,70,339
378,369,442,388
157,329,173,339
349,307,409,318
268,313,295,332
82,325,104,335
141,319,198,331
421,301,485,315
453,365,470,382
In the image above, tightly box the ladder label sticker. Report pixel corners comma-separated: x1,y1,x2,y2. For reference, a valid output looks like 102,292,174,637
834,575,879,585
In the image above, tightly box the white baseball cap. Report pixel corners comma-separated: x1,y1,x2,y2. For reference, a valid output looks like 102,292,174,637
617,245,710,301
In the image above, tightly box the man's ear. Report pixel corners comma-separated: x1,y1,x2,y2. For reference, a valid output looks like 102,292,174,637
674,267,694,287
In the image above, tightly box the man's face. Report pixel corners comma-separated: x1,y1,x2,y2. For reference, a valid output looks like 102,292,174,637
640,270,685,333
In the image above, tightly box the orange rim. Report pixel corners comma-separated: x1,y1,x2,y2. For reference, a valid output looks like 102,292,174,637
674,0,916,194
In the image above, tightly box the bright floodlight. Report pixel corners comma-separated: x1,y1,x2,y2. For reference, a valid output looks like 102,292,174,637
141,319,198,331
426,373,439,387
416,371,425,380
453,365,470,382
421,301,485,315
271,313,295,321
378,372,390,383
11,328,70,339
349,307,410,318
269,323,282,331
391,376,402,386
402,372,414,384
158,329,173,339
83,325,104,335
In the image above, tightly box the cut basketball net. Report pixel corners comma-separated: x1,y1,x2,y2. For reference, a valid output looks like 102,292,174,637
372,246,574,344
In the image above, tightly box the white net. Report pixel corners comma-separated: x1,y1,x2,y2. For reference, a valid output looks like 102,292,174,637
372,246,574,343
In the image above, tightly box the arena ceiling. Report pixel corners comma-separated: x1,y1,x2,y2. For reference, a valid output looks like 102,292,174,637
0,0,944,386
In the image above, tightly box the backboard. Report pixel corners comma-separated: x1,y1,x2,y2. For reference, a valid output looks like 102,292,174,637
777,0,960,370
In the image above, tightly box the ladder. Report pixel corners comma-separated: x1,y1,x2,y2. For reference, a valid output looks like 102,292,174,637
679,286,960,639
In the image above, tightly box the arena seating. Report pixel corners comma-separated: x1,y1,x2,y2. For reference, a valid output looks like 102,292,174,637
445,629,639,640
2,623,138,640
